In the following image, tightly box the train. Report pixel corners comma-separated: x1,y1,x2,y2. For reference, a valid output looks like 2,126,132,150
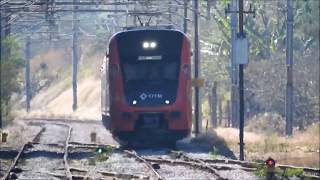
101,26,192,145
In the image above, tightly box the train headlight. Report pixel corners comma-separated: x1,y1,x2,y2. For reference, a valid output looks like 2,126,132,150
132,100,137,105
165,100,170,104
150,42,157,48
142,42,150,49
142,41,157,49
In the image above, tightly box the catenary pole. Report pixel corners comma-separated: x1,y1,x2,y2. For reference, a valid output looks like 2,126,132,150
25,36,31,112
72,0,79,111
226,0,255,162
285,0,293,136
238,0,245,161
183,0,188,33
193,0,201,135
230,0,239,128
0,6,2,129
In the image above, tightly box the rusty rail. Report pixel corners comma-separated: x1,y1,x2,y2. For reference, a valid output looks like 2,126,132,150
63,125,73,180
124,150,164,180
2,127,46,180
144,157,227,180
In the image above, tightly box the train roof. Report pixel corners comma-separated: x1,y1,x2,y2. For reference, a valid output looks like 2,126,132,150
111,26,185,39
123,25,175,31
108,25,188,46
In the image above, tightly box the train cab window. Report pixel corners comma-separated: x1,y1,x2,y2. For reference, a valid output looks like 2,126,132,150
163,62,178,80
123,61,178,83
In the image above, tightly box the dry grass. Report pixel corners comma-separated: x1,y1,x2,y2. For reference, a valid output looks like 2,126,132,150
245,113,285,135
191,130,226,147
15,76,101,120
30,48,72,77
215,123,320,168
13,46,103,120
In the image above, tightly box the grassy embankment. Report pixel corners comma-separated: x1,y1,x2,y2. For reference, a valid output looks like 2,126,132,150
209,123,320,168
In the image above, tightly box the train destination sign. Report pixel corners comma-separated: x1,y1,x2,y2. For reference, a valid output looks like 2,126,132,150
138,55,162,61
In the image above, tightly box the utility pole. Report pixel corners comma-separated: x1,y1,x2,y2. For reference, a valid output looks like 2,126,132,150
25,36,31,112
211,82,217,128
193,0,201,135
206,0,211,21
227,100,231,127
238,0,245,162
183,0,188,33
72,0,79,111
285,0,293,136
168,0,172,23
230,0,239,128
0,6,2,129
226,0,255,161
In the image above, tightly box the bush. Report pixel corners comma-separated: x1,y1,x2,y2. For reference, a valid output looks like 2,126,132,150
245,112,286,135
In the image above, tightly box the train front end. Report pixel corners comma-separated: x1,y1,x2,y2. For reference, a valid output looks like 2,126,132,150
105,28,192,144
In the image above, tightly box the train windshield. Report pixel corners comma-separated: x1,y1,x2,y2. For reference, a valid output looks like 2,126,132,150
123,61,179,82
115,29,184,106
116,30,183,84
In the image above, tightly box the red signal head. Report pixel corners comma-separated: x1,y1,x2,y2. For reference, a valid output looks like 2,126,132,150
266,157,276,168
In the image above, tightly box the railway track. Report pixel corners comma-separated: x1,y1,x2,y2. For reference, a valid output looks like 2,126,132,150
123,149,229,180
2,126,46,179
2,123,70,180
1,118,319,180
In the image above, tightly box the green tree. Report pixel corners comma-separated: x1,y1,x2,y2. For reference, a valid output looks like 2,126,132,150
199,0,319,127
1,36,24,124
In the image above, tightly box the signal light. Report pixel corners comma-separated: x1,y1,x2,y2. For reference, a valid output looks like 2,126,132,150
96,147,105,153
266,157,276,168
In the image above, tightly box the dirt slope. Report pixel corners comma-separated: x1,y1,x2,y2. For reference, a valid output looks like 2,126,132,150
23,76,101,120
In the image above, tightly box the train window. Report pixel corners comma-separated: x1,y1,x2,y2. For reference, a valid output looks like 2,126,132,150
123,61,178,82
163,62,178,80
123,64,136,81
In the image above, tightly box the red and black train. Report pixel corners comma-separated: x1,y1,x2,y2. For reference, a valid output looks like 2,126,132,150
101,26,192,144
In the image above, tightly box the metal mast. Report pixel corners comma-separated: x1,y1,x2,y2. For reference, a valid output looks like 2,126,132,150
230,0,239,128
285,0,294,136
193,0,201,135
72,0,79,111
25,36,31,112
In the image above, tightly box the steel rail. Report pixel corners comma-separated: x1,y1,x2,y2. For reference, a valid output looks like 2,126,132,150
123,150,164,180
1,127,46,180
172,151,320,178
22,117,102,124
63,125,73,180
143,157,227,180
